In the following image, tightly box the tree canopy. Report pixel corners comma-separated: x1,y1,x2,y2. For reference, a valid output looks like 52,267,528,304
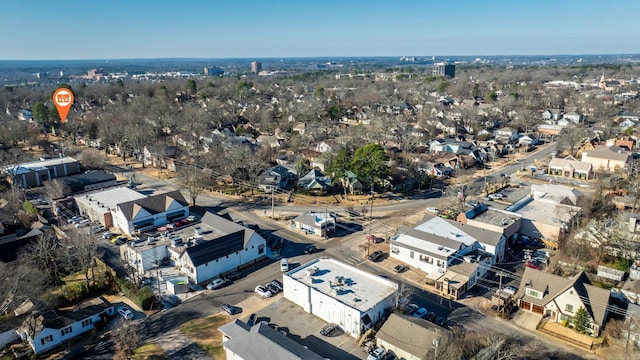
351,143,390,188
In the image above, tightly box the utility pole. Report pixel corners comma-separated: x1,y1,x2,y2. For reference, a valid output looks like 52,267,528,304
155,264,161,310
368,190,374,236
271,190,275,219
497,271,505,290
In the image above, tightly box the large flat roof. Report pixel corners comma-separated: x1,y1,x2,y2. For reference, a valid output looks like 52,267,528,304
76,187,146,211
470,207,521,229
516,198,580,224
287,258,397,311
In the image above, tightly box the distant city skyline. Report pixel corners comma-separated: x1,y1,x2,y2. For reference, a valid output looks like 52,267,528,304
1,0,639,60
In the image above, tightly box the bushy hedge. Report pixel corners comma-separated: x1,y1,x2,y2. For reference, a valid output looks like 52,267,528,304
116,277,155,310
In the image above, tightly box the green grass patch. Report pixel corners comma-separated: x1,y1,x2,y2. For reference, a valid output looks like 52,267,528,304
179,314,229,359
133,343,166,360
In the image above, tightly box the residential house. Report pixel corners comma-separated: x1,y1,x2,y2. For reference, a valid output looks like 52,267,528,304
548,156,593,180
258,164,297,192
219,320,325,360
297,169,330,192
292,212,335,237
516,268,611,336
256,135,281,148
542,109,563,122
17,297,114,355
495,127,519,143
581,146,630,172
313,141,333,153
618,110,640,122
18,109,33,121
563,111,584,124
429,138,474,155
613,136,636,151
517,135,540,147
375,314,444,360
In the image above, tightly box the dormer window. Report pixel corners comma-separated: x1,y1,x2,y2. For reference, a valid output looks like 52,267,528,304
525,288,543,299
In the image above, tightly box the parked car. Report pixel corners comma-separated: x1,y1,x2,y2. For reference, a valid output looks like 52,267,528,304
271,280,283,292
102,231,115,239
117,306,134,320
161,295,181,309
488,193,503,200
255,285,273,298
186,215,197,222
222,304,242,315
247,313,257,326
503,285,518,296
319,323,341,337
304,245,317,254
67,216,81,224
266,283,279,294
367,346,386,360
207,278,228,290
435,317,446,326
404,304,419,315
393,264,408,273
413,308,428,318
368,250,384,262
225,271,241,281
424,312,436,322
525,261,540,270
468,200,480,208
75,219,90,228
366,234,381,243
280,258,289,272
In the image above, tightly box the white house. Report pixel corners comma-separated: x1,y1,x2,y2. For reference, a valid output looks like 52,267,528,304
494,127,519,143
169,212,267,284
17,297,114,355
283,258,398,337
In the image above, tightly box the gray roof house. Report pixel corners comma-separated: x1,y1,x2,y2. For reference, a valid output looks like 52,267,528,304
516,268,611,336
375,313,445,360
219,320,325,360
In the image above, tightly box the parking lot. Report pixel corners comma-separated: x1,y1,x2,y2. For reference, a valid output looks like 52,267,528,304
245,298,368,360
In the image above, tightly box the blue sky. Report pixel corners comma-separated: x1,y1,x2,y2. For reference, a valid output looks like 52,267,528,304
1,0,639,60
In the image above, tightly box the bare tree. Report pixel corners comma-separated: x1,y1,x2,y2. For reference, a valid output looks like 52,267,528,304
112,323,140,360
177,161,211,207
65,230,98,292
80,148,106,170
0,261,49,314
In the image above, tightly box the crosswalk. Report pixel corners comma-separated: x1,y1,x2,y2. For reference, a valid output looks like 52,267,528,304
343,254,365,266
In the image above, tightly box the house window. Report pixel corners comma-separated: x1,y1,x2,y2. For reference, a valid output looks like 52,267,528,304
569,290,573,295
82,318,92,327
565,304,574,313
258,245,265,254
252,245,255,249
525,288,542,299
41,335,53,345
61,326,72,336
410,251,414,259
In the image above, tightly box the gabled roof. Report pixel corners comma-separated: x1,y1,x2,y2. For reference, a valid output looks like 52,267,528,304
118,190,188,221
549,156,593,172
376,314,440,358
184,230,245,267
20,297,112,334
221,321,325,360
517,268,611,326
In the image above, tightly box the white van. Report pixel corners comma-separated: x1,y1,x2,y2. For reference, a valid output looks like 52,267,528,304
280,258,289,272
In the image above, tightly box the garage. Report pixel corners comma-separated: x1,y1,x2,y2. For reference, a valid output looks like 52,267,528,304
532,304,544,315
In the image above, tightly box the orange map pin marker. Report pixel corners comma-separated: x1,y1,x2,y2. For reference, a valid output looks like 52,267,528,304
53,88,74,124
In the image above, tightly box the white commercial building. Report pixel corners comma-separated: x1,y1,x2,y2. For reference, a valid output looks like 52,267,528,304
283,257,398,338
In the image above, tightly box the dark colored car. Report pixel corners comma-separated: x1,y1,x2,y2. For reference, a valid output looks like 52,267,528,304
319,323,341,337
393,264,408,273
304,245,317,254
225,271,241,281
222,304,242,315
368,250,384,262
271,280,283,292
247,313,257,326
266,283,280,294
424,312,436,322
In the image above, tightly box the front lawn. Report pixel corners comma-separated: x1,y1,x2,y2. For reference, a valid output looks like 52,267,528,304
179,314,230,359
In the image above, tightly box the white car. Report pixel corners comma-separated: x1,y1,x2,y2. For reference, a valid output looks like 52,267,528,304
255,285,273,298
207,278,227,290
367,346,385,360
117,306,134,320
425,207,440,214
280,258,289,272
